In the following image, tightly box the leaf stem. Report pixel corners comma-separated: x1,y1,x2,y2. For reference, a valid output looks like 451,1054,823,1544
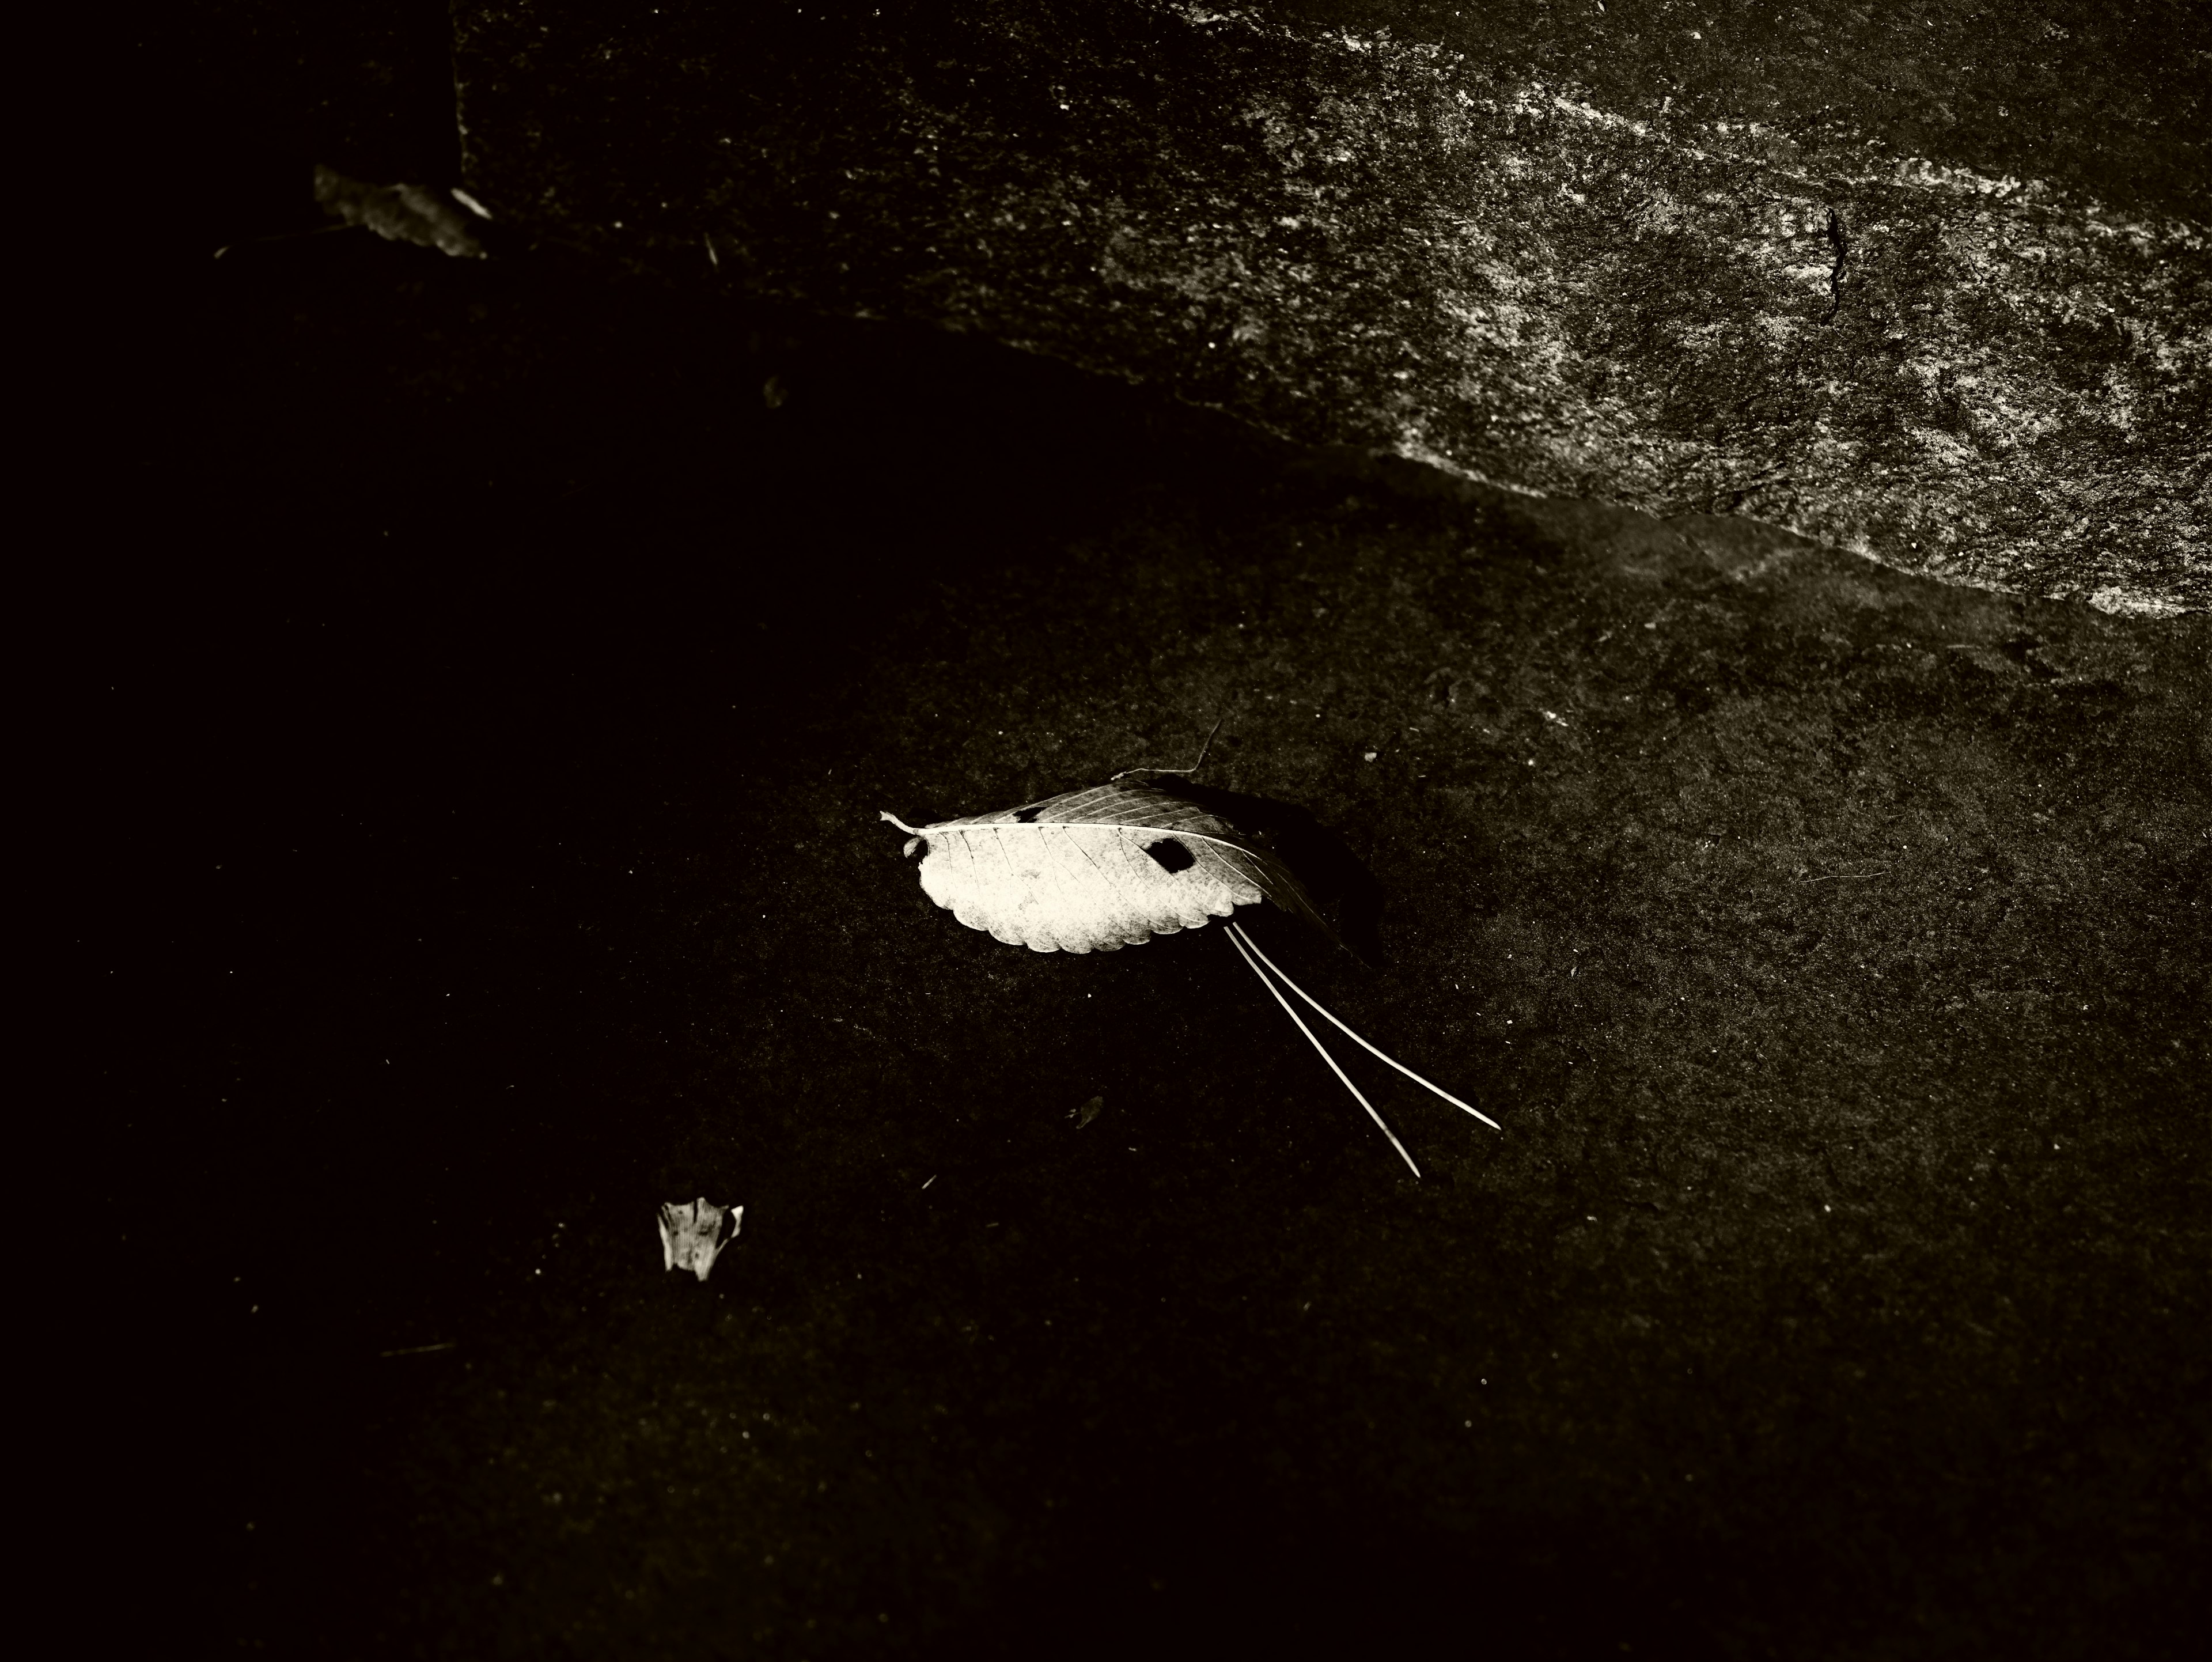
1112,714,1226,782
1226,925,1421,1179
1230,922,1501,1130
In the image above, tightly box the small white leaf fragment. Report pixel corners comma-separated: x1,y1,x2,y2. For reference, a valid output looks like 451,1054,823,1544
659,1197,741,1282
1071,1095,1103,1129
312,164,488,258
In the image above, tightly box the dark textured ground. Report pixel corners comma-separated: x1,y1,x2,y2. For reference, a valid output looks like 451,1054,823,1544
100,6,2210,1659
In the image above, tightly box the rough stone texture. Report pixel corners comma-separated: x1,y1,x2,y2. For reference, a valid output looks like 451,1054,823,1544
450,0,2210,611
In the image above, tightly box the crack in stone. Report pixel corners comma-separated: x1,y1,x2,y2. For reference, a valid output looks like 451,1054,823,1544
1822,205,1851,324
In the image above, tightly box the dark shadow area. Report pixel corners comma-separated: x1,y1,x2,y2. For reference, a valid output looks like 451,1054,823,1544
1164,781,1388,965
85,209,1389,1660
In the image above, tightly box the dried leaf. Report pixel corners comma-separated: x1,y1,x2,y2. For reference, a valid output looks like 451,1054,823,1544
658,1197,740,1282
882,771,1496,1179
312,165,488,259
879,780,1334,954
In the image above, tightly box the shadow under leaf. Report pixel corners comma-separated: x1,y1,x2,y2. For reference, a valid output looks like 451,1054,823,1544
1158,781,1385,967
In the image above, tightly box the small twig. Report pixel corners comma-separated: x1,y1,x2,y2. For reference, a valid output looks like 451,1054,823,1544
1794,866,1892,883
1112,715,1226,782
379,1341,457,1357
1232,922,1501,1130
1227,925,1421,1178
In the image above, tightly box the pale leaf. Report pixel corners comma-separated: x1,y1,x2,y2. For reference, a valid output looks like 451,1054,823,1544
880,781,1335,955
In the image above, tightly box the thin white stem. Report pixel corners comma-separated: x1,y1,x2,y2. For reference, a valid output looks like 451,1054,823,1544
1229,922,1501,1131
1227,924,1421,1179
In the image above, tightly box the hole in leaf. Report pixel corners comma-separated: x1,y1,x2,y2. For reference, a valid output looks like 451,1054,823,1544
1014,806,1044,823
1143,838,1196,873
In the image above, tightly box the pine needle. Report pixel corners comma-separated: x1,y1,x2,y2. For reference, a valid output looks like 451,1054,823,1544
1230,921,1501,1130
1226,923,1422,1178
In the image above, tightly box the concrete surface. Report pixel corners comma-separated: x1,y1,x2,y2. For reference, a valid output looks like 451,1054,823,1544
100,222,2205,1656
450,0,2209,609
99,6,2211,1657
